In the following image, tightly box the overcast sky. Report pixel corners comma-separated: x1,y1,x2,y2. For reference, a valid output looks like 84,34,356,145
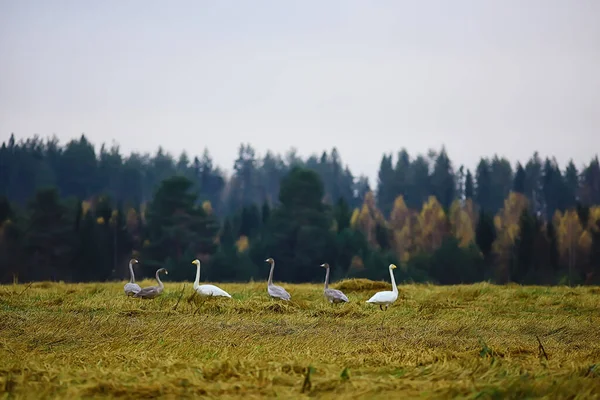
1,0,599,183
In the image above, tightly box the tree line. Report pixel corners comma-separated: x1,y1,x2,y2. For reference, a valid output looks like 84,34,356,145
1,134,599,285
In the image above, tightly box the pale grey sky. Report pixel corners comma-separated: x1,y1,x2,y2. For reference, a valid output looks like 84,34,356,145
1,0,599,184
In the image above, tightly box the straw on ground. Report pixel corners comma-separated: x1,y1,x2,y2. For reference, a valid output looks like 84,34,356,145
1,280,599,399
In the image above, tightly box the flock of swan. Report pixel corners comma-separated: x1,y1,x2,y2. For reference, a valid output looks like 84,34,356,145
125,257,400,310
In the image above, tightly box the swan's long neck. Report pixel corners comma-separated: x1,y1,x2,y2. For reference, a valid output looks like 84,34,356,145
156,270,164,289
194,264,201,289
268,262,275,286
324,267,330,290
128,261,135,283
389,267,397,293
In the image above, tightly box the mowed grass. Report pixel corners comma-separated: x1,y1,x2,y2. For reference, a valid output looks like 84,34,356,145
1,279,599,399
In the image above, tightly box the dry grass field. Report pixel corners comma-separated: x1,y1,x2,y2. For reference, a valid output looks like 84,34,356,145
1,279,599,399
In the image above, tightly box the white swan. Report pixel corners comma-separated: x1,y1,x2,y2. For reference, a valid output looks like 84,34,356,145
124,258,141,296
191,259,232,298
366,264,398,310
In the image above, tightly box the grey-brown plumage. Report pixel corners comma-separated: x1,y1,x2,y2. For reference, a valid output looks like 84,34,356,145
320,263,349,303
265,258,291,301
133,268,168,299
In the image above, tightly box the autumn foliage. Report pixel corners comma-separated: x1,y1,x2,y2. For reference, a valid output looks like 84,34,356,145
350,190,597,284
2,132,600,286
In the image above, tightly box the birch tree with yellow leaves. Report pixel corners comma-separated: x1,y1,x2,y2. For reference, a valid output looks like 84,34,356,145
389,195,413,262
554,209,588,285
419,196,449,253
492,192,528,282
587,206,600,232
449,198,476,248
350,191,386,248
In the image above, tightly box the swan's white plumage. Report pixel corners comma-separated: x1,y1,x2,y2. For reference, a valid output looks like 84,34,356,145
191,259,232,298
195,283,232,298
366,264,398,310
124,282,141,296
365,290,397,305
124,259,141,296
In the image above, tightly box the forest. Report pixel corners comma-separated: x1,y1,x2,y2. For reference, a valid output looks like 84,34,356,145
0,133,599,285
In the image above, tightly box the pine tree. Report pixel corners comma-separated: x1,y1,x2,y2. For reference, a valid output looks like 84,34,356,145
24,188,76,281
513,208,538,283
464,169,474,199
430,147,455,210
475,208,496,274
376,154,396,217
513,163,526,194
475,159,492,212
262,167,335,282
333,197,352,232
0,196,22,282
142,176,219,281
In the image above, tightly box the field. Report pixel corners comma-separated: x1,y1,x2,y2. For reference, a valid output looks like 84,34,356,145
1,279,599,399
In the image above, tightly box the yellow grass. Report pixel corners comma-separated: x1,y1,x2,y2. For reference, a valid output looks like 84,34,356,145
1,279,599,399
